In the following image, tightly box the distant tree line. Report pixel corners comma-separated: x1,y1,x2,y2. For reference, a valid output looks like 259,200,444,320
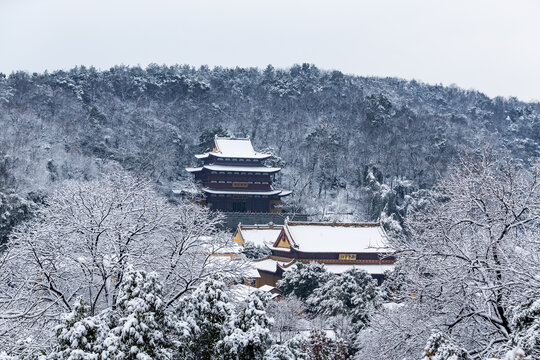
0,64,539,237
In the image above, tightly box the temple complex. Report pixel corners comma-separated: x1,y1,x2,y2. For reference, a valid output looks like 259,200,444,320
248,220,395,287
186,136,291,213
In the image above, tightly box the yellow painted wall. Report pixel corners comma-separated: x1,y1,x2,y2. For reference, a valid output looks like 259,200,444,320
275,235,290,248
233,231,244,246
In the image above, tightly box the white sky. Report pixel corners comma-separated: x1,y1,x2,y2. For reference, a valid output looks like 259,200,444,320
1,0,539,101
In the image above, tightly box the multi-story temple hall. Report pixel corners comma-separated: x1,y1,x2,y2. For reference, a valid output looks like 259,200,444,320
186,136,292,213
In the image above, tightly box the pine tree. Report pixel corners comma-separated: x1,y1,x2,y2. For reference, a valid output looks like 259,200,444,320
101,266,174,360
308,268,380,330
335,339,349,360
218,290,273,360
176,276,235,360
48,297,101,359
264,344,296,360
306,329,332,360
264,335,308,360
509,298,540,359
277,263,330,301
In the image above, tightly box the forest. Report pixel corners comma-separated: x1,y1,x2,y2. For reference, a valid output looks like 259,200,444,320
1,63,540,233
0,64,539,359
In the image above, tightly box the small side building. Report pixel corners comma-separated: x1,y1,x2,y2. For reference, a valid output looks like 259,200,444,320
251,220,395,287
234,222,284,247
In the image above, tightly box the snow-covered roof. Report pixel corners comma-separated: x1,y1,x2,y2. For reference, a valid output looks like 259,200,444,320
238,224,283,248
186,164,281,173
267,245,291,252
281,221,392,253
195,137,272,160
252,257,294,273
252,258,280,273
242,263,262,279
258,285,277,292
216,137,258,156
202,188,291,196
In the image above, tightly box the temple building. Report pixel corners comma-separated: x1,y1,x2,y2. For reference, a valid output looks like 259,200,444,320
186,136,291,213
248,220,395,287
233,223,284,247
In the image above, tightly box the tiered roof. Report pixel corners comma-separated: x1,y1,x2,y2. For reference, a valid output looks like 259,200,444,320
201,188,290,196
186,165,281,173
186,136,291,199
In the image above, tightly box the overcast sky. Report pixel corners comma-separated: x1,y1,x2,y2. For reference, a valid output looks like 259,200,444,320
1,0,539,101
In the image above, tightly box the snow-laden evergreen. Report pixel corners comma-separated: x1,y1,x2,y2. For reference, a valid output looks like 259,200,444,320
264,334,309,360
307,268,380,331
0,173,242,353
218,290,273,360
276,265,380,354
101,266,175,360
277,263,330,300
508,298,540,359
48,298,101,359
1,63,540,360
176,276,235,360
354,154,540,360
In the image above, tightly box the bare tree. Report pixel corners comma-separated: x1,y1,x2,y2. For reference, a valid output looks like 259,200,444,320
356,151,540,359
0,172,242,353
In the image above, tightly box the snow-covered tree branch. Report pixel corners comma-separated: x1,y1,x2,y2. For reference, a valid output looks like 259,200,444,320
356,152,540,359
0,172,243,354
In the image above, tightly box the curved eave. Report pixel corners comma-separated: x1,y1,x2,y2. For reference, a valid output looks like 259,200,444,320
194,152,272,160
202,165,281,173
291,248,395,255
202,188,283,196
202,188,292,197
189,165,281,173
267,245,291,252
